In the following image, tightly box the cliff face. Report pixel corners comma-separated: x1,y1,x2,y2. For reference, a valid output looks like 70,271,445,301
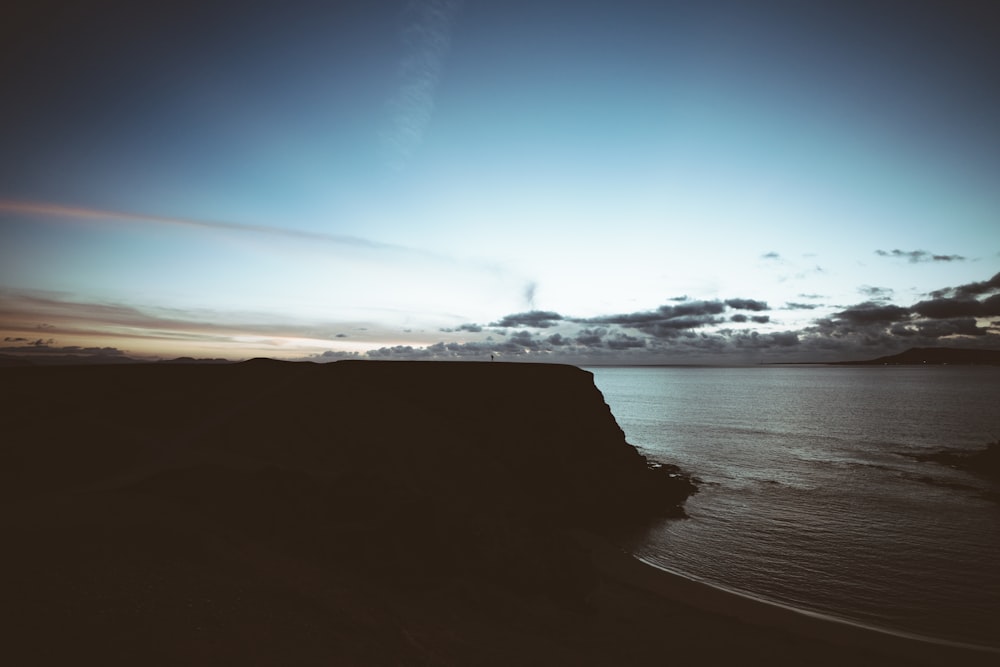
1,360,696,664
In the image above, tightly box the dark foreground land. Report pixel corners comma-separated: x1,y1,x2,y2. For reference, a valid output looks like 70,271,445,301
1,360,989,665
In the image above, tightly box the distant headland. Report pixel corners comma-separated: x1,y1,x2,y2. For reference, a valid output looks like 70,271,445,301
834,347,1000,366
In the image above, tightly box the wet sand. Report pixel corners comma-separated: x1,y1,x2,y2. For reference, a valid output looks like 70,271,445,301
576,532,1000,666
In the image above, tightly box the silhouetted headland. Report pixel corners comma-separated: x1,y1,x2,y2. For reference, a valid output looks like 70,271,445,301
3,360,992,665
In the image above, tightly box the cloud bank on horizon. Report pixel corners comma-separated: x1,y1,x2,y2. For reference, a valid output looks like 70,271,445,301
3,269,999,364
0,1,998,363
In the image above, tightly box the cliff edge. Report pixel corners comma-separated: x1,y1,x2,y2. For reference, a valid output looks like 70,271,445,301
2,360,709,665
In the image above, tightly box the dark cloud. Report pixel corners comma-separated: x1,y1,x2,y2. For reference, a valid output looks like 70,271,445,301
546,333,570,346
370,331,557,360
508,330,541,349
368,345,430,359
912,294,1000,319
606,333,646,350
832,302,911,325
732,313,771,325
575,328,606,347
725,298,769,311
491,311,563,328
0,344,125,356
364,272,1000,362
931,272,1000,299
858,285,893,300
439,323,483,333
761,252,781,260
2,337,55,347
335,333,348,338
314,349,362,360
912,317,988,338
524,281,538,309
381,272,1000,362
728,330,800,349
875,249,967,263
578,300,728,335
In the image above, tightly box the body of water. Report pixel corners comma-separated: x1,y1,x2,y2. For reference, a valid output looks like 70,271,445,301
587,365,1000,649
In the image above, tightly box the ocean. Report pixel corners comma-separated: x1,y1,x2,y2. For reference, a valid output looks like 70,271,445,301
587,365,1000,650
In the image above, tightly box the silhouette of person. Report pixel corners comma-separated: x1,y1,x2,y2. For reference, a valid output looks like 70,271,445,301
490,354,494,361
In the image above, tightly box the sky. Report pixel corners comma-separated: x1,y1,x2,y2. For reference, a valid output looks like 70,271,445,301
1,0,999,364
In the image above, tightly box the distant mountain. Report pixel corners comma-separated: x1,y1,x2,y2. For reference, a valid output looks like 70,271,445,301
0,354,141,367
157,357,233,365
0,354,35,367
837,347,1000,366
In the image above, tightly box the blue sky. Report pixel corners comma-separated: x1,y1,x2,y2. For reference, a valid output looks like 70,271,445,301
1,0,999,363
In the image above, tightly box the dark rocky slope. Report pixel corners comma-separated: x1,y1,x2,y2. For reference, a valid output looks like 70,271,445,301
1,360,703,665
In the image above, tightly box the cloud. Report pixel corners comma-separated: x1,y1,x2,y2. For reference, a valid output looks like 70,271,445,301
368,331,550,360
360,271,1000,362
761,252,781,260
606,333,647,350
10,271,999,365
784,302,821,310
524,281,538,309
930,271,1000,300
581,301,725,327
0,289,405,358
381,0,463,170
439,323,483,333
731,313,770,325
312,350,363,360
574,328,606,347
875,249,967,263
912,294,1000,319
0,343,125,356
858,285,894,300
575,299,771,338
727,330,800,349
832,302,912,325
546,333,570,346
3,337,54,347
911,317,989,338
724,298,769,311
491,311,563,328
0,200,418,255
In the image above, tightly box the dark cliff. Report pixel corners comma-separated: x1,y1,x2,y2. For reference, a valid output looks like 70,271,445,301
1,360,698,665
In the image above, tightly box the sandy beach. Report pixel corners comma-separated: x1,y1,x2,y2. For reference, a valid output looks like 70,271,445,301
576,532,1000,666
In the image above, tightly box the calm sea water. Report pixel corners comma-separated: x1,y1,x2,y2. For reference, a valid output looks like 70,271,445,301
587,365,1000,649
